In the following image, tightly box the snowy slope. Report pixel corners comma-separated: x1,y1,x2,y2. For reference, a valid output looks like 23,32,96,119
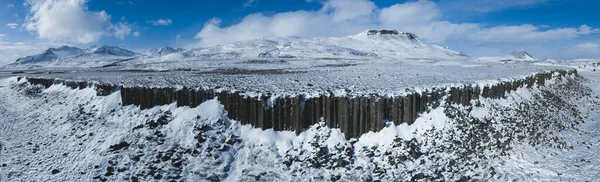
130,30,469,66
478,50,537,62
11,46,84,65
504,50,535,61
5,30,468,69
85,45,137,57
145,47,186,57
6,45,139,68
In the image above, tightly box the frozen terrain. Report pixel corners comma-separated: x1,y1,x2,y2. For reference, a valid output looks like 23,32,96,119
1,29,600,181
0,61,599,181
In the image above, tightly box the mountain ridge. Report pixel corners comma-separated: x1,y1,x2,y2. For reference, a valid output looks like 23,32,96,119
7,30,470,68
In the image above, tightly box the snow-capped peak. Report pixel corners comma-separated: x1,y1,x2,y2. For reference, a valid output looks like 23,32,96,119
11,45,84,65
145,46,186,56
506,50,535,61
477,50,536,62
48,46,85,58
86,45,137,57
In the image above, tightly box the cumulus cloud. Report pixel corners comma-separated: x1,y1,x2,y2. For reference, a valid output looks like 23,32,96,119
379,0,439,27
24,0,110,44
469,24,597,44
132,31,140,37
23,0,138,43
113,22,132,40
150,18,172,26
195,0,378,47
7,4,14,8
567,43,600,58
193,0,599,59
6,23,18,29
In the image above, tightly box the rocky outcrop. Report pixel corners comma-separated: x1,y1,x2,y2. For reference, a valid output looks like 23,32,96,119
365,30,418,40
21,69,576,139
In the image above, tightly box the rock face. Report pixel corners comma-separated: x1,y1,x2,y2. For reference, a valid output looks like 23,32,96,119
13,46,84,65
22,69,577,139
364,30,418,40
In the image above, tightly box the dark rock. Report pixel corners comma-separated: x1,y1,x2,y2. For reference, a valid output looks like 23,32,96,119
105,167,114,176
108,141,130,152
51,169,60,174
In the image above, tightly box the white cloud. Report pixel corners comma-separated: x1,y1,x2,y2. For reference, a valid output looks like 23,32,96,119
6,23,18,29
439,0,548,13
24,0,110,44
567,43,600,59
23,0,138,43
113,22,132,40
132,31,140,37
379,0,439,27
0,40,66,66
469,24,595,44
194,1,378,47
193,0,599,59
150,18,172,26
7,4,14,8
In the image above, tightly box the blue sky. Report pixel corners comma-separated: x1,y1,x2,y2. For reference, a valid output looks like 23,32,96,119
1,0,600,65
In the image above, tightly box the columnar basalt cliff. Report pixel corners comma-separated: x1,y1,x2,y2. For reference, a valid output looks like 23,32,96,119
21,69,576,139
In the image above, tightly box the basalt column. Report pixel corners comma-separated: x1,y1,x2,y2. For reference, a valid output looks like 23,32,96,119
22,69,577,140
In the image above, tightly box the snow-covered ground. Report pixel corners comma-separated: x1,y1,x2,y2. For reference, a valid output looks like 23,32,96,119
1,61,598,181
491,69,600,181
6,61,569,98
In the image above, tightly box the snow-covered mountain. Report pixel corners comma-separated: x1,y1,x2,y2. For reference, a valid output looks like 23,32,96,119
477,50,537,62
145,47,186,56
7,30,470,68
12,46,84,65
141,30,469,63
85,45,138,57
6,45,139,68
503,50,535,61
